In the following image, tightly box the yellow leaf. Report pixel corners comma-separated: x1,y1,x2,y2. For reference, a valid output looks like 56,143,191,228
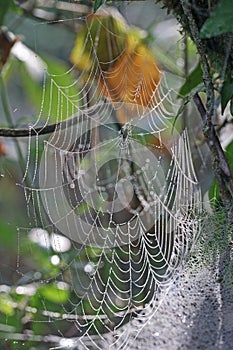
70,8,128,72
70,7,161,113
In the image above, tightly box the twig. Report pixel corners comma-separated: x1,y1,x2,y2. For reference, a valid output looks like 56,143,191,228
0,331,63,344
0,123,60,137
18,0,90,32
0,113,85,137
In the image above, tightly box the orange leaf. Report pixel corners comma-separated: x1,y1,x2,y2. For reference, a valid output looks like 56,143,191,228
100,44,160,108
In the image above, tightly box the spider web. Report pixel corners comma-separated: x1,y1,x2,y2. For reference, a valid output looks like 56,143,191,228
13,5,203,350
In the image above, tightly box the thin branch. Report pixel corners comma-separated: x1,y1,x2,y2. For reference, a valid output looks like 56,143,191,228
192,93,207,124
36,0,89,13
18,0,90,32
0,331,63,344
0,112,87,137
0,122,60,137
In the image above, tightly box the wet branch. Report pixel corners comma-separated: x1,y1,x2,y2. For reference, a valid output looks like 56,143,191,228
0,122,60,137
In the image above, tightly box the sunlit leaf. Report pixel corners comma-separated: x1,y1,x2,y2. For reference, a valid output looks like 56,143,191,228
37,284,69,304
200,0,233,38
0,295,15,316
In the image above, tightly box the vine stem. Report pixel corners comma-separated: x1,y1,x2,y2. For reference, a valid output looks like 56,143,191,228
180,0,233,220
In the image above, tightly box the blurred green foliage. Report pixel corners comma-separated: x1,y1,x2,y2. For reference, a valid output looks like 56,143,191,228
200,0,233,38
20,55,81,122
0,0,21,26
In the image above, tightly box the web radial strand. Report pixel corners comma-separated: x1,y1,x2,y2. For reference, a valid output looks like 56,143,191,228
14,10,204,350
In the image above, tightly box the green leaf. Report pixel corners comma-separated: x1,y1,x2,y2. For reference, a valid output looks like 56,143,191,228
37,284,69,304
179,63,203,96
200,0,233,38
174,97,189,123
174,84,205,127
230,97,233,116
0,0,12,25
0,0,21,25
209,139,233,205
221,79,233,114
43,56,81,122
209,179,220,205
226,140,233,173
93,0,106,12
0,295,15,316
0,220,17,250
